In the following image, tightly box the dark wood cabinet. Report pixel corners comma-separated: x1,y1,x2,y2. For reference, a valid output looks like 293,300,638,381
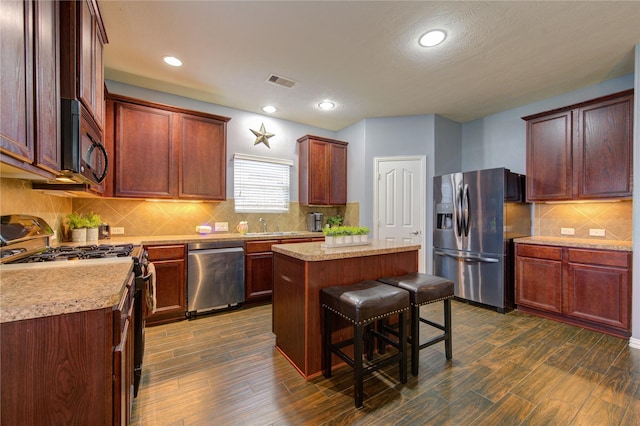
298,135,348,206
60,0,107,131
0,273,135,425
565,248,630,331
113,273,135,426
515,244,563,314
0,0,60,179
145,244,187,326
245,240,278,303
515,243,631,338
108,94,229,200
178,113,227,200
114,100,175,198
244,237,320,304
523,90,633,201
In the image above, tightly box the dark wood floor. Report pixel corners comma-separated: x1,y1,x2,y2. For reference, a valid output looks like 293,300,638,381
131,301,640,425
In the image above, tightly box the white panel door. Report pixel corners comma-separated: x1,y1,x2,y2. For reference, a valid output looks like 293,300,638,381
374,156,426,272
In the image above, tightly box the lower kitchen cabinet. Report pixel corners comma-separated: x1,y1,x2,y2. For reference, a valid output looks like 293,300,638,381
0,273,135,425
145,244,186,326
515,243,631,338
244,237,323,304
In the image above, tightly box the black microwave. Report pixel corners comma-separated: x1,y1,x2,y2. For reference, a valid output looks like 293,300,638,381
60,98,108,185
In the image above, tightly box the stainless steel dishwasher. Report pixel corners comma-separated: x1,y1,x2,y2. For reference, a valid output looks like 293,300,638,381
187,240,244,318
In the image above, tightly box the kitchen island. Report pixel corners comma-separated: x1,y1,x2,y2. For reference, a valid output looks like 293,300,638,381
271,240,420,378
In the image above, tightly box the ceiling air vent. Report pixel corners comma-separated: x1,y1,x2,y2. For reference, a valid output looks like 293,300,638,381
266,74,296,88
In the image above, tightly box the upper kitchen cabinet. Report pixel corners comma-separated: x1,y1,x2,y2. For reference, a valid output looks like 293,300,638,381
523,90,633,201
298,135,348,206
107,94,230,200
0,0,60,179
59,0,107,131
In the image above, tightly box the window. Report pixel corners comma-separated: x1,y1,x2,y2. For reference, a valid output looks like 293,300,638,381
234,153,293,213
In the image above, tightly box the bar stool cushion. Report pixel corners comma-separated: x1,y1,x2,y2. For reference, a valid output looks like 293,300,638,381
378,272,453,306
321,280,409,325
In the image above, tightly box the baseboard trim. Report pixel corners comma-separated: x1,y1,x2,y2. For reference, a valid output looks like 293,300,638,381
629,337,640,349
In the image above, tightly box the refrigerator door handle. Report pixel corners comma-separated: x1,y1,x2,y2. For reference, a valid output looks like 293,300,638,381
434,249,500,263
455,186,464,237
462,184,470,236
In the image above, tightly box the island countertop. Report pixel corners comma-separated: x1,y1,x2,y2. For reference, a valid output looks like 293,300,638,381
271,240,421,261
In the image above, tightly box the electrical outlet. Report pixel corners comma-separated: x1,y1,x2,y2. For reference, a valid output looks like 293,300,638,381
560,227,575,235
214,222,229,232
111,227,125,235
589,228,605,237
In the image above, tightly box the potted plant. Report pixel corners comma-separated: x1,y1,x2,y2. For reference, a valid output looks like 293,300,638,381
85,212,102,241
343,226,355,244
322,226,338,245
66,212,89,242
333,226,351,245
326,215,343,228
356,226,370,243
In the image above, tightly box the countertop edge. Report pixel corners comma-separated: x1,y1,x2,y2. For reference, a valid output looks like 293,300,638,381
514,236,632,252
272,241,421,261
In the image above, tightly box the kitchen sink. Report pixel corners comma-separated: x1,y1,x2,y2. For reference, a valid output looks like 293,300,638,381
244,232,299,237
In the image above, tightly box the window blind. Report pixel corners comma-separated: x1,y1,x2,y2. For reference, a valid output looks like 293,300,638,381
233,153,293,213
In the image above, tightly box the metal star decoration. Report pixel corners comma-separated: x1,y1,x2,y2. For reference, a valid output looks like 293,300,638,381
250,123,275,148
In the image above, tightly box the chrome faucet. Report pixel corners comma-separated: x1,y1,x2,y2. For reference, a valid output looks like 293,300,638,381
259,217,267,233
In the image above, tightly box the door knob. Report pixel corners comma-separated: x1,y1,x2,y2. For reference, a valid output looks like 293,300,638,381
410,230,421,235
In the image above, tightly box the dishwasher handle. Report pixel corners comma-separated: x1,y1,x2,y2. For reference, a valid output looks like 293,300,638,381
188,247,244,256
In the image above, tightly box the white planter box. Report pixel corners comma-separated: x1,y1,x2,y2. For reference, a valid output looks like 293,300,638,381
86,228,99,242
71,228,87,242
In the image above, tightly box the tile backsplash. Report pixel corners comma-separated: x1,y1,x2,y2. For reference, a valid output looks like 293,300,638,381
2,178,632,242
0,178,71,240
533,200,632,241
73,197,359,237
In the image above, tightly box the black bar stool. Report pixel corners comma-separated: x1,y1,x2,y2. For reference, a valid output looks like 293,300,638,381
321,280,410,409
377,273,454,376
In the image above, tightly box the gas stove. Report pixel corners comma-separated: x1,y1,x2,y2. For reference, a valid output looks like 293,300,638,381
0,215,143,267
12,243,136,263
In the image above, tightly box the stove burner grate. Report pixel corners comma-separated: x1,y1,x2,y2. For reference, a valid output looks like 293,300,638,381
16,243,135,263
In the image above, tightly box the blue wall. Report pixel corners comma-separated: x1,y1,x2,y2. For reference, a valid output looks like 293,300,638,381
461,74,634,173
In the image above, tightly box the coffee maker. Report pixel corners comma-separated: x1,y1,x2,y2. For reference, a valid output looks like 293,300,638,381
307,212,324,232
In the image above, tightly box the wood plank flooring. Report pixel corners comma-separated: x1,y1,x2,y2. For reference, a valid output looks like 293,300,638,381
131,301,640,425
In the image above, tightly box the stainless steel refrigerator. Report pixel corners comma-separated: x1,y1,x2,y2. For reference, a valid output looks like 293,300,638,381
433,168,531,312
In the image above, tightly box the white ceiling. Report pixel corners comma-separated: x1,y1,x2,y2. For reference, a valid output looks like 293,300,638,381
100,1,640,131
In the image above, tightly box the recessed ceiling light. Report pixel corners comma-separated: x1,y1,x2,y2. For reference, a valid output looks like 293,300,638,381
317,101,335,110
163,56,183,67
262,105,277,113
419,30,446,47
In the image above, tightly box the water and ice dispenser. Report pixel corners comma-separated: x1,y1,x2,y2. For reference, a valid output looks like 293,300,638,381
436,178,454,230
436,203,454,230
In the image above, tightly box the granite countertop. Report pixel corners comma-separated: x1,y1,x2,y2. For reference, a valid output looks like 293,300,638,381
513,236,632,252
271,240,421,261
0,258,133,323
53,231,324,247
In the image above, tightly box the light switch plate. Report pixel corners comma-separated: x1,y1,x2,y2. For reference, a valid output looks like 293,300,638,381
589,228,605,237
214,222,229,232
111,227,125,235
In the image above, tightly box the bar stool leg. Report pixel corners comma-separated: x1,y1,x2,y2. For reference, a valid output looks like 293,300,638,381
323,308,332,378
444,298,452,360
410,304,420,376
354,324,364,409
399,312,407,383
